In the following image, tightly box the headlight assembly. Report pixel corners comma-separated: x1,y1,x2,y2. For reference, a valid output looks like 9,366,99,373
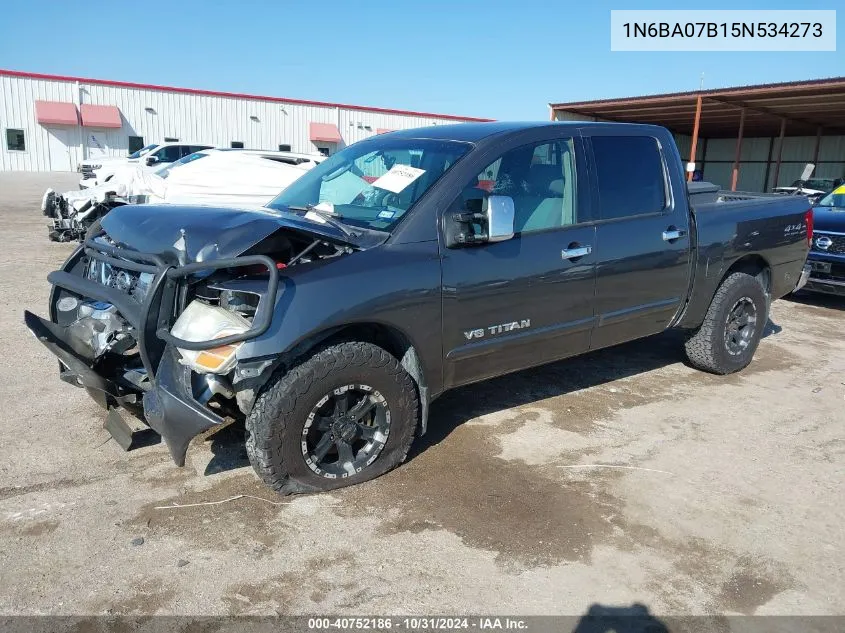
170,300,251,374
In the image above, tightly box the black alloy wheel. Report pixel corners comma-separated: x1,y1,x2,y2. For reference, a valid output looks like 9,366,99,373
724,296,758,357
301,384,391,479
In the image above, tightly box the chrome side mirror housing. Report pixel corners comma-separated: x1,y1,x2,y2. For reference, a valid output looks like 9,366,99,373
485,195,515,243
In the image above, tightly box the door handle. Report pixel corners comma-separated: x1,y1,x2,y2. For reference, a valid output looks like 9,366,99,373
561,245,592,260
662,229,687,242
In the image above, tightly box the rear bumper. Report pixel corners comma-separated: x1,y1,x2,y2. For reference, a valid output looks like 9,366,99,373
794,264,812,292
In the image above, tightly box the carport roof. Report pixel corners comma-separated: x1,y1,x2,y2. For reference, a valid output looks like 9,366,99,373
550,77,845,138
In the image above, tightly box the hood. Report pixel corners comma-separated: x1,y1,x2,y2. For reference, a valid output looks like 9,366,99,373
812,205,845,232
99,204,385,262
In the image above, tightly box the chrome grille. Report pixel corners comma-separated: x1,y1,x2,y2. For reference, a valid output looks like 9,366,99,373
812,232,845,255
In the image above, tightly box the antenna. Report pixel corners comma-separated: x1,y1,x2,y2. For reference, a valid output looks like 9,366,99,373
699,73,705,91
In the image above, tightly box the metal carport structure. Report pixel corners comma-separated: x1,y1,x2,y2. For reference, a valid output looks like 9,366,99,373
550,77,845,192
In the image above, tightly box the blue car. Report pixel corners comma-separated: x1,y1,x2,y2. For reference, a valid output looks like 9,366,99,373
805,185,845,295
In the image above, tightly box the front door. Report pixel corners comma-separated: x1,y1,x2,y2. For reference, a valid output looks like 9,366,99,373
441,136,597,388
46,127,72,171
587,132,693,350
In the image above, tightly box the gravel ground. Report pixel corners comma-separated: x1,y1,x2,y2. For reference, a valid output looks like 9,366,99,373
0,172,843,618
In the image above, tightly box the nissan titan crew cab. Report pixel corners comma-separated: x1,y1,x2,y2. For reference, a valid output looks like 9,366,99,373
26,122,813,494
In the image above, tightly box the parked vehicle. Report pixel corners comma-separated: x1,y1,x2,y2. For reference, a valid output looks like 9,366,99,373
803,185,845,295
78,142,213,189
44,149,325,242
773,177,843,204
25,122,812,494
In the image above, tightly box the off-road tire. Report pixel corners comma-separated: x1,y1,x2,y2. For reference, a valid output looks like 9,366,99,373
245,341,418,495
684,272,768,375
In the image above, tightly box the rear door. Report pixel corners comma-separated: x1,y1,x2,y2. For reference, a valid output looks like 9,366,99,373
587,132,692,350
440,134,597,388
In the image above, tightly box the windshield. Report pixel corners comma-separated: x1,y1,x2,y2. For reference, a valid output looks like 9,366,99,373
128,143,159,160
817,185,845,208
267,138,472,231
156,151,211,179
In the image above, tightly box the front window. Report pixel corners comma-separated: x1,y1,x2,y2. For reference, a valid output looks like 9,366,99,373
268,138,471,231
128,143,158,159
817,186,845,208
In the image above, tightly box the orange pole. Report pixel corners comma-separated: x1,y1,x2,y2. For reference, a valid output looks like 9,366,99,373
730,107,746,191
687,94,703,182
813,126,822,165
772,118,787,189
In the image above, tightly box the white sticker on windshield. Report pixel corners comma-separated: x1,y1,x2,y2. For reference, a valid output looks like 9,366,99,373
371,165,426,194
377,210,395,219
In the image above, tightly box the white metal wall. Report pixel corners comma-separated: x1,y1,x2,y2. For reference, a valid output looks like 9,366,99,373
0,73,482,172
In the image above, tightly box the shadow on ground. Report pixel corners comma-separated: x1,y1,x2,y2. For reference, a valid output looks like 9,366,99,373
198,319,784,475
573,603,670,633
787,289,845,310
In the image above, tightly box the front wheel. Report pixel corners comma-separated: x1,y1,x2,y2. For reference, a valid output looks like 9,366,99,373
684,272,768,375
245,341,419,494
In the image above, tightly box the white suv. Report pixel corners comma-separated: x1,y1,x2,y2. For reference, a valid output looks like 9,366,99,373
78,142,212,189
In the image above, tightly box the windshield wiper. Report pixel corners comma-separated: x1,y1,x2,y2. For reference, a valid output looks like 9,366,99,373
287,204,357,237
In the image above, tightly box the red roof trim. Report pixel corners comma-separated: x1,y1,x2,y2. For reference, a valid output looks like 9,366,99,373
34,100,79,126
1,68,493,123
80,103,122,128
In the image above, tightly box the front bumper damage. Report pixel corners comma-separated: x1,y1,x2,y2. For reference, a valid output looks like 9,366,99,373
25,236,279,466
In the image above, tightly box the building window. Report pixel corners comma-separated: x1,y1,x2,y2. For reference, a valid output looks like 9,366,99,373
317,146,330,157
231,141,245,149
164,137,179,142
278,144,291,152
128,136,145,154
6,128,26,152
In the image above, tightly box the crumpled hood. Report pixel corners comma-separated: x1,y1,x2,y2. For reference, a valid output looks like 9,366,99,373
99,203,381,262
812,205,845,233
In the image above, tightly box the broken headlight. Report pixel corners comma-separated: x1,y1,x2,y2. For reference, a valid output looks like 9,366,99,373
169,300,251,374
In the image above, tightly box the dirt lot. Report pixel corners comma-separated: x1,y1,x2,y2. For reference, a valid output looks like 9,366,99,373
0,172,843,617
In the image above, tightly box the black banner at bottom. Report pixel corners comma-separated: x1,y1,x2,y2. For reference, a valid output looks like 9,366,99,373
0,615,842,633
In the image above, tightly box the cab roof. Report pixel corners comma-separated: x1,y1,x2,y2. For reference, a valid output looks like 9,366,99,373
386,120,669,143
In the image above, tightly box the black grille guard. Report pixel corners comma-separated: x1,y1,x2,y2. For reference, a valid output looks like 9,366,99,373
48,234,279,378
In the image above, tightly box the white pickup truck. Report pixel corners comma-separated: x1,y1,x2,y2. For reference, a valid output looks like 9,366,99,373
78,142,213,189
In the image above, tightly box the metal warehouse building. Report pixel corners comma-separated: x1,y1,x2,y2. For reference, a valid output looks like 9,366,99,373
550,77,845,193
0,69,490,172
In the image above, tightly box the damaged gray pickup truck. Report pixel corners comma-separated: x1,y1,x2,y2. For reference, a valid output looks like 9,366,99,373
26,122,812,494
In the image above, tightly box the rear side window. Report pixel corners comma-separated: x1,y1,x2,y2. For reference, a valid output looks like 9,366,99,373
592,136,667,220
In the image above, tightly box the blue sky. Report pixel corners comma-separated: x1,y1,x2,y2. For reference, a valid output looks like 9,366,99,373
0,1,841,120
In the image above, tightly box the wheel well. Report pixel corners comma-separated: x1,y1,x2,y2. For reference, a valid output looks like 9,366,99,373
723,255,771,295
306,323,430,434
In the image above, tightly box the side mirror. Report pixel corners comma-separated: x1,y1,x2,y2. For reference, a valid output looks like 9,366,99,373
485,195,515,242
145,156,158,166
445,194,515,247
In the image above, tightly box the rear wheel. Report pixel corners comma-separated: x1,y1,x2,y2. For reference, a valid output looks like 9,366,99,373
684,272,768,375
245,341,418,494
